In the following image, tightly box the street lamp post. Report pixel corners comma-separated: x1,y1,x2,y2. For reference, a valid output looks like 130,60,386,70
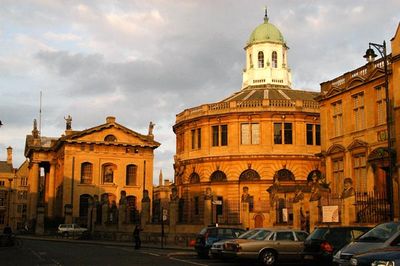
7,178,13,227
364,41,394,220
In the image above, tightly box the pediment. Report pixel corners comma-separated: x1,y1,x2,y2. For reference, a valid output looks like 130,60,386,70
347,139,368,151
326,86,343,97
64,122,159,148
348,77,365,89
326,144,345,155
366,67,385,82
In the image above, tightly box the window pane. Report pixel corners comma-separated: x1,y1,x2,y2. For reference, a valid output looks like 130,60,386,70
306,124,313,145
272,51,277,68
191,129,196,149
241,124,250,144
258,51,264,68
274,123,282,144
284,123,292,144
252,123,260,144
197,128,201,149
212,126,219,146
221,125,228,146
316,125,321,145
126,164,137,185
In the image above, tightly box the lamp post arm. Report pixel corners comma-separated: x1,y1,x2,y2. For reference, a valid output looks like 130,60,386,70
369,42,385,58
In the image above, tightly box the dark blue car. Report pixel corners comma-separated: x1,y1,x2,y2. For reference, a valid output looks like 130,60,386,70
194,226,245,258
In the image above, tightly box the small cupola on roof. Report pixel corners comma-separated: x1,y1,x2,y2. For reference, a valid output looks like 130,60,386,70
242,7,292,90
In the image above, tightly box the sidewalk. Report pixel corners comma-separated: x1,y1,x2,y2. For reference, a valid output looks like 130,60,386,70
17,234,195,254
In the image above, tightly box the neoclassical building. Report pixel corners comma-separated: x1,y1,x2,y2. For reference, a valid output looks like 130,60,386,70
173,11,321,227
24,116,159,231
318,24,400,220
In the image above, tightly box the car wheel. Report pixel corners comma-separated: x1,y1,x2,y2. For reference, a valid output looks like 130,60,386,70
259,249,277,266
197,250,209,258
62,232,69,238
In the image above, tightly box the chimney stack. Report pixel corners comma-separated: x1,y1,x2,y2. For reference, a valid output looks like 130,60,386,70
7,146,12,165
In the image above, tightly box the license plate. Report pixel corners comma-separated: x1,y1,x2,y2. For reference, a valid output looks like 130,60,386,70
304,255,314,260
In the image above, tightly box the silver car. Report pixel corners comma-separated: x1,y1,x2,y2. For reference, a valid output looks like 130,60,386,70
333,221,400,266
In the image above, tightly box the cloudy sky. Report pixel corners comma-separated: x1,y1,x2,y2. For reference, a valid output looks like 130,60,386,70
1,0,399,184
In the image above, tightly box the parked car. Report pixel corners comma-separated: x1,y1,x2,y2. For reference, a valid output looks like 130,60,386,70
211,228,267,258
194,226,245,257
303,226,371,265
349,246,400,266
333,221,400,266
222,228,309,265
57,224,88,237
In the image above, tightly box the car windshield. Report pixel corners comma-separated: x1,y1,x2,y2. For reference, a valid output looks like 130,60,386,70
238,229,263,239
357,222,400,243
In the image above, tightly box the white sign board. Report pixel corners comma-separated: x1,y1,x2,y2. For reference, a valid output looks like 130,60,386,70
322,205,339,223
282,208,288,222
162,209,168,221
212,200,222,205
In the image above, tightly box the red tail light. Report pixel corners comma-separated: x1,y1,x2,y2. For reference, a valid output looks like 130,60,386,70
320,241,333,253
189,239,196,247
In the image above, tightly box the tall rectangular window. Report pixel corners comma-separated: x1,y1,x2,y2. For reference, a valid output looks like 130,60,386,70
284,123,292,144
333,158,344,194
241,123,259,144
221,125,228,146
212,125,228,147
353,93,365,131
212,126,219,146
126,164,137,186
274,122,293,144
354,154,367,193
191,128,202,149
332,101,343,136
306,124,321,146
306,124,313,145
376,86,386,125
316,125,321,145
274,123,282,144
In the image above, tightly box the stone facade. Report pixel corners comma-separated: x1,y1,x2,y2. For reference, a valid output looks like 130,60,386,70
173,12,322,229
24,116,159,232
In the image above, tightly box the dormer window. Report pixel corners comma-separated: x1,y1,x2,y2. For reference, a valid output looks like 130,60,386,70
272,51,277,68
104,134,117,142
258,51,264,68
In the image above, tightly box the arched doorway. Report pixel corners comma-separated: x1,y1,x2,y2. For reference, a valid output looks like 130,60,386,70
254,214,263,228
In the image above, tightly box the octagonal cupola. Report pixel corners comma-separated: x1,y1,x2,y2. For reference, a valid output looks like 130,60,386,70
242,8,292,89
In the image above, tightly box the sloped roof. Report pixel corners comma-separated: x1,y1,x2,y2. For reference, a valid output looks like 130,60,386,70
0,161,13,173
222,86,319,102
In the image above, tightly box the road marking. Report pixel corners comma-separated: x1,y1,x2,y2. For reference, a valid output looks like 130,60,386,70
28,248,44,261
169,257,208,266
139,251,160,257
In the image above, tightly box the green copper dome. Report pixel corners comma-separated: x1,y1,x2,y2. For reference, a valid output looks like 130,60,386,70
248,18,284,45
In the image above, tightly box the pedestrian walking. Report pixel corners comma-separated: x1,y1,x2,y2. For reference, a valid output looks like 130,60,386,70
133,225,142,249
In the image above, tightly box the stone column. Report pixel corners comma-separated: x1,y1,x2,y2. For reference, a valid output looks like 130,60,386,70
309,200,319,233
169,201,178,227
342,196,356,225
35,206,45,235
28,162,40,220
204,198,212,226
241,202,250,229
141,201,150,225
64,204,73,224
269,202,277,226
47,162,56,218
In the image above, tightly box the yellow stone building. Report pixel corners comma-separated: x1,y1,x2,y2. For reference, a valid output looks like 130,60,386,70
173,11,321,228
0,147,15,231
24,116,159,231
318,24,400,220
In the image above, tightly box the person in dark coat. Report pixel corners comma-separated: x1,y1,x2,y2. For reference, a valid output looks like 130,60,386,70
133,225,142,249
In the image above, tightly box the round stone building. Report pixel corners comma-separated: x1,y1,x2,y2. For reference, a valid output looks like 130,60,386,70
173,11,321,228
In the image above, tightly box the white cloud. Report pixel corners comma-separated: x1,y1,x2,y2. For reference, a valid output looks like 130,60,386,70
44,32,81,42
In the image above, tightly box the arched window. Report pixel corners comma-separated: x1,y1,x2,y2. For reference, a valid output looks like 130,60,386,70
307,170,322,183
126,164,137,186
104,134,117,142
239,169,261,181
258,51,264,68
210,170,227,182
189,172,200,184
272,51,278,68
274,169,295,182
102,163,116,183
81,162,93,184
